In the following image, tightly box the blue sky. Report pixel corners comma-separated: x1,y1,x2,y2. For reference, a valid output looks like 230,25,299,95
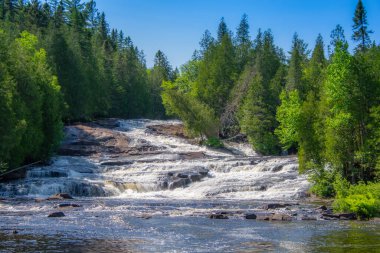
95,0,380,68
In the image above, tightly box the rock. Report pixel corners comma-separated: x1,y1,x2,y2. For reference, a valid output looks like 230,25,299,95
100,160,133,166
189,174,202,182
271,214,292,221
300,216,317,221
316,205,327,211
338,213,357,220
245,213,257,219
322,213,340,220
47,193,74,200
209,213,229,219
256,213,274,221
159,181,169,189
175,173,189,179
262,203,292,210
179,152,206,160
169,178,191,190
12,230,18,234
58,147,96,156
48,212,65,218
55,203,82,209
35,198,45,203
138,214,152,220
197,168,209,176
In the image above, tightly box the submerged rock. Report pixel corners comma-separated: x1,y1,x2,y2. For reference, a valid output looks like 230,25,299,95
55,203,82,209
47,193,74,200
48,212,65,218
245,213,257,219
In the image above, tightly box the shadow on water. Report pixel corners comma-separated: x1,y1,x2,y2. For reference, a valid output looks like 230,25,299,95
306,222,380,253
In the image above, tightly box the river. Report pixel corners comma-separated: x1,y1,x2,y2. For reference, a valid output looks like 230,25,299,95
0,119,379,252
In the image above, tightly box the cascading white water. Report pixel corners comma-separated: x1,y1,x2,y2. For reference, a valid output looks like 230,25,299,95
0,119,310,200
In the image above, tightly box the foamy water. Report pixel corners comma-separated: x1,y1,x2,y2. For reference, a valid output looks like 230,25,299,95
0,119,310,200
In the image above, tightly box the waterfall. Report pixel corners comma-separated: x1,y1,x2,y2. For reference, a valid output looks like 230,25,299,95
0,120,310,200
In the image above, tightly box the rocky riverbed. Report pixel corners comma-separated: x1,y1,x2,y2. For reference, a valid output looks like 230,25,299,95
1,119,379,252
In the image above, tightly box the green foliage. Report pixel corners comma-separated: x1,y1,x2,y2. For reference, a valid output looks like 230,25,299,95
333,179,380,219
162,81,219,138
275,90,301,151
309,167,336,198
149,50,174,118
203,137,224,148
286,33,308,96
239,74,281,155
352,0,372,52
0,29,63,170
195,31,237,116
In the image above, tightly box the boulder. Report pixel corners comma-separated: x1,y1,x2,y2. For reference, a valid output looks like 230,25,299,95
47,193,74,200
245,213,257,220
48,212,65,218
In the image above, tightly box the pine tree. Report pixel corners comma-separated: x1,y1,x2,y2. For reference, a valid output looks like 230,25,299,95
235,14,252,72
239,74,281,155
149,50,173,118
196,29,236,116
199,29,214,56
306,34,326,95
329,25,347,56
352,0,372,52
286,33,308,96
217,17,228,42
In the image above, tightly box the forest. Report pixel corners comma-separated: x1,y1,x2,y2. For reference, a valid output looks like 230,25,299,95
0,0,379,217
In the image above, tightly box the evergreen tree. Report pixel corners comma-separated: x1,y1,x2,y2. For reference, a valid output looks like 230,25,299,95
239,74,281,155
286,33,308,96
217,17,228,42
352,0,372,52
149,50,173,118
329,25,347,56
195,28,236,117
199,29,214,56
235,14,252,72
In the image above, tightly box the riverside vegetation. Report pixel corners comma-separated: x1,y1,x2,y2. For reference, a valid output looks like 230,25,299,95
0,0,379,218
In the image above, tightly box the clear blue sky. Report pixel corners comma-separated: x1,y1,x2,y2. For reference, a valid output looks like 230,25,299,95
95,0,380,68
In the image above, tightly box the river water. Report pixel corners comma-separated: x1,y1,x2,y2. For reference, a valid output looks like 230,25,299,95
0,120,379,252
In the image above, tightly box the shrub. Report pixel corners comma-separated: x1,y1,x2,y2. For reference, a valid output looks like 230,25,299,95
333,180,380,219
203,137,224,148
